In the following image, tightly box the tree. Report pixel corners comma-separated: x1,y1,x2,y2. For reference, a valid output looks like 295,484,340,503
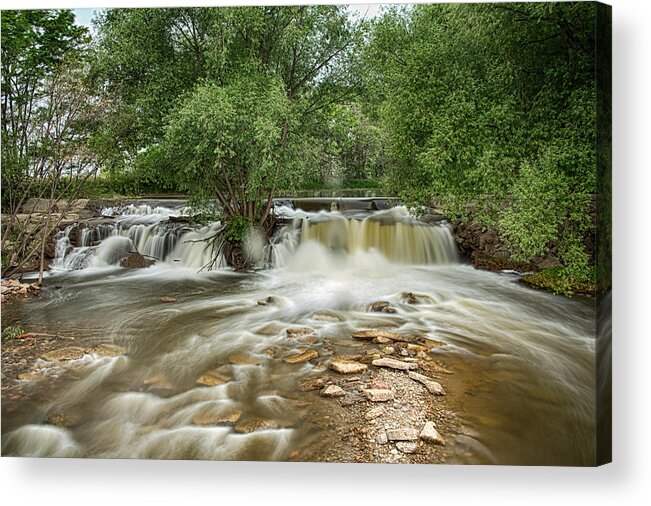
1,10,103,281
365,2,598,279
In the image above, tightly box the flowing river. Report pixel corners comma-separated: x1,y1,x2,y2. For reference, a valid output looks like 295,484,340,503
1,201,596,465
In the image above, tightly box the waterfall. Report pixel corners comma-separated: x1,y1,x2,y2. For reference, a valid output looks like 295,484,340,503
52,202,457,273
268,206,457,268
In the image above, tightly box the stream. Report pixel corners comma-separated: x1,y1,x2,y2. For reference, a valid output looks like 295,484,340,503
1,200,596,465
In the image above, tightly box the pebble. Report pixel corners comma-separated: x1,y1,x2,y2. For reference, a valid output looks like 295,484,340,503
376,432,388,444
396,442,418,454
365,406,385,420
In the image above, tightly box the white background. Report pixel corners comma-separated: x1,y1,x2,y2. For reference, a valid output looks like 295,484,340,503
1,1,649,505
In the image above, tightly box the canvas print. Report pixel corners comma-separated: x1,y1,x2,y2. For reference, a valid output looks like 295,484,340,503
0,2,611,465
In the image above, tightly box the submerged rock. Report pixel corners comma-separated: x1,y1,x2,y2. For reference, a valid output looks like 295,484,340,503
286,327,314,338
233,417,280,433
41,346,86,362
45,409,81,428
228,352,262,366
352,330,413,343
299,376,328,391
196,370,232,387
284,349,319,364
192,408,242,426
159,297,177,303
89,344,126,357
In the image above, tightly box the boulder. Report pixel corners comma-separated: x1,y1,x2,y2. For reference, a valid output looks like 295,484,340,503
120,251,153,269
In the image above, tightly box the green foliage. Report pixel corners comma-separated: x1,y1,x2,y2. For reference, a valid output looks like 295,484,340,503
521,266,596,297
223,215,253,244
366,2,598,279
2,325,25,340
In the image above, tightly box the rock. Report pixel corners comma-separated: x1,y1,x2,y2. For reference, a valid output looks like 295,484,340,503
376,432,389,445
284,349,319,364
419,421,445,445
159,297,176,303
233,418,279,433
143,373,173,390
89,344,126,357
375,336,393,344
18,372,42,381
408,371,446,395
401,292,433,304
299,376,328,391
229,352,262,365
45,409,80,428
193,408,242,426
196,370,231,386
396,442,419,454
329,360,368,374
352,329,414,343
312,311,341,322
363,389,395,402
120,251,153,269
41,346,86,362
370,301,389,312
370,379,390,390
321,385,346,398
286,327,314,338
371,358,418,371
386,427,419,441
365,406,385,421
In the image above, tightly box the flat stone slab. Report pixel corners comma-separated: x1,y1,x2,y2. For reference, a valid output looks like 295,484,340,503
372,358,419,371
284,349,319,364
352,330,413,342
193,408,242,426
286,327,314,338
299,376,328,391
329,360,368,374
233,418,279,433
196,370,232,387
363,389,395,402
386,427,419,441
228,352,262,365
41,346,86,362
420,421,446,445
89,344,126,357
408,371,446,395
364,406,385,420
321,385,346,398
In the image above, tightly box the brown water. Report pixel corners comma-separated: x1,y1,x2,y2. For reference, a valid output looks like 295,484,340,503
1,207,597,464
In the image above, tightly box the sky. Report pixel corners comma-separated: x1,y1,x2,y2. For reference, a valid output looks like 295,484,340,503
73,3,384,29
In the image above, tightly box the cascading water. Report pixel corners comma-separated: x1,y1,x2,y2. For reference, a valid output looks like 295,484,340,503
3,198,597,465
